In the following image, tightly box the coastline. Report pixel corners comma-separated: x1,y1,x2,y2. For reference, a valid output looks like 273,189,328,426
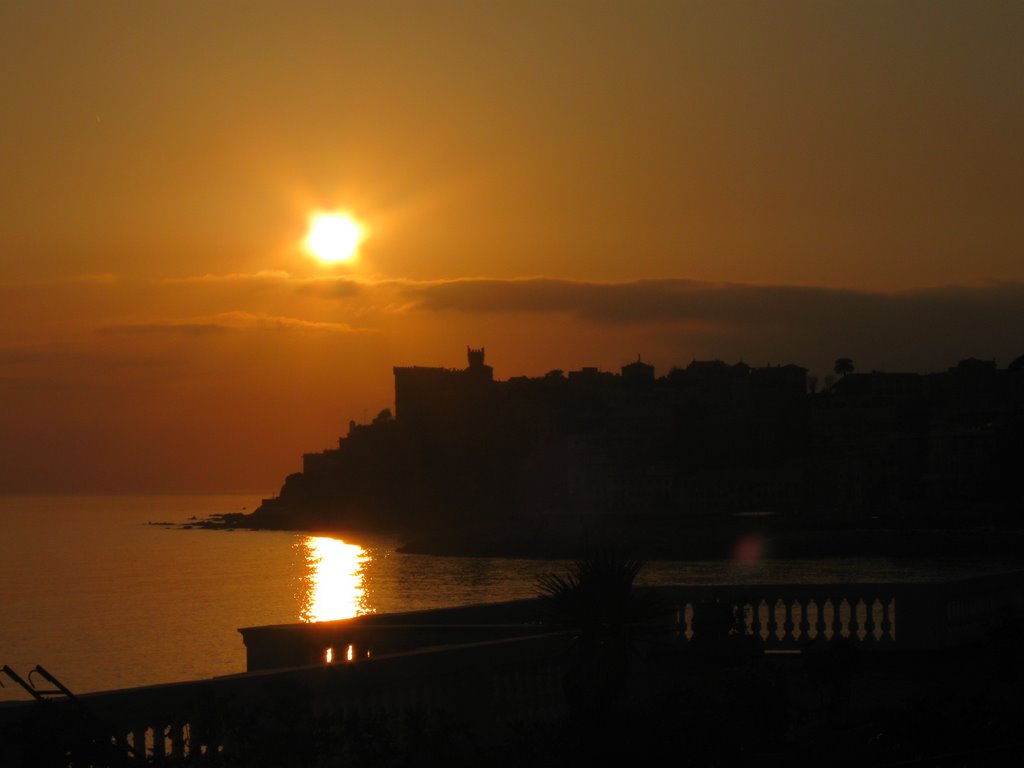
399,524,1024,563
187,509,1024,564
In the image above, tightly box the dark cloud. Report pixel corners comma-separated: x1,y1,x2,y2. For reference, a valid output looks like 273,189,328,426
395,277,1024,372
400,277,1020,324
294,277,365,299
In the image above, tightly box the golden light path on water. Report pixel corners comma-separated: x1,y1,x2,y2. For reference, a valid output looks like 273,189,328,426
297,535,371,623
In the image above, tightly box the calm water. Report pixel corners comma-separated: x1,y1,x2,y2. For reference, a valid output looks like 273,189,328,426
0,494,1011,702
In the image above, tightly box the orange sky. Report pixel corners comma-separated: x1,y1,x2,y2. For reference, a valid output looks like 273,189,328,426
2,2,1022,492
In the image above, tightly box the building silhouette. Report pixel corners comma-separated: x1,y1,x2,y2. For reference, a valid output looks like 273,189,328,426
249,347,1024,537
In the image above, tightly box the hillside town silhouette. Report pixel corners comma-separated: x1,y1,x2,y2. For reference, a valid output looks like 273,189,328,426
222,347,1024,557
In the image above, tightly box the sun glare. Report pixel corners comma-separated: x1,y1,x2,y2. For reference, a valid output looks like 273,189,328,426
305,212,363,264
298,535,370,622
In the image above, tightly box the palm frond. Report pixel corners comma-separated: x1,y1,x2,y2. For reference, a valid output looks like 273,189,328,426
537,551,659,630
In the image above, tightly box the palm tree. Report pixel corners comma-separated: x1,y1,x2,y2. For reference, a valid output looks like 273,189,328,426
537,553,663,721
833,357,855,377
537,553,651,631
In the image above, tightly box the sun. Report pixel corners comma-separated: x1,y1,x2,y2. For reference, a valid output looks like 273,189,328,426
305,212,363,264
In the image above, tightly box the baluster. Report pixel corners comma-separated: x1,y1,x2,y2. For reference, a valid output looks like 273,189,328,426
824,597,835,640
835,598,849,640
512,671,521,718
750,599,764,643
518,671,528,721
881,597,895,642
493,671,505,720
169,722,185,760
399,684,411,716
851,598,865,641
513,668,524,713
130,728,146,764
117,731,131,765
782,599,795,644
208,716,222,760
766,599,779,645
218,717,234,762
389,685,400,719
151,725,166,763
802,599,815,641
189,716,208,764
528,667,539,719
817,597,830,642
401,684,413,716
516,671,524,720
741,602,754,637
798,598,811,643
863,597,878,642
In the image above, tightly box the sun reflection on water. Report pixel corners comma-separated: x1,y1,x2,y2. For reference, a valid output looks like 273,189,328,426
298,536,371,622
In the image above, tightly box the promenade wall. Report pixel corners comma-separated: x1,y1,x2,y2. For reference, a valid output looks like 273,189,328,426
4,572,1022,765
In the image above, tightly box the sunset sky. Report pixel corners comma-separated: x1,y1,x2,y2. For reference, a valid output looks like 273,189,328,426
2,1,1022,492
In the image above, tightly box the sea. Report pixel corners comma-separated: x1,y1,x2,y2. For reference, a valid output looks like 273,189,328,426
0,494,1014,703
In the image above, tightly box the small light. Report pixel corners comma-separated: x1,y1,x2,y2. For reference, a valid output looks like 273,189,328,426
324,647,334,664
345,644,355,662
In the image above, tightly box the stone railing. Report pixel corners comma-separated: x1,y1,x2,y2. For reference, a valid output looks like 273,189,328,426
4,572,1022,765
656,572,1024,650
656,583,899,648
239,573,1024,673
0,632,573,766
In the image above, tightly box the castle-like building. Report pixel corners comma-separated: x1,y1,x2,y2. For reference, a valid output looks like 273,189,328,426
393,347,494,430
